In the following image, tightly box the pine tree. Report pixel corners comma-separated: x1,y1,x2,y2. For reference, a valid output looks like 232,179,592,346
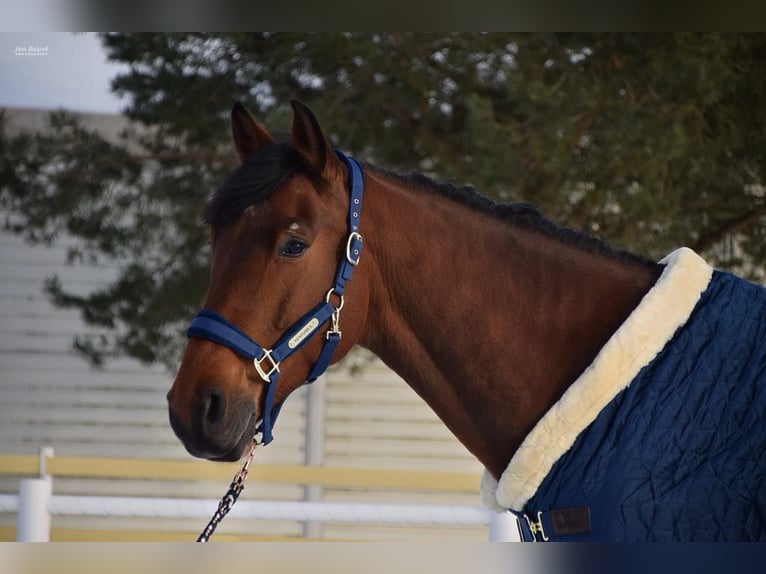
1,33,764,367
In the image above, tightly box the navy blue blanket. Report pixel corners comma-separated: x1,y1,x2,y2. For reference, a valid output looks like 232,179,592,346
481,248,766,541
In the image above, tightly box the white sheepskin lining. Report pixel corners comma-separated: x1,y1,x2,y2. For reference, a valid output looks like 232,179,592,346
481,247,714,512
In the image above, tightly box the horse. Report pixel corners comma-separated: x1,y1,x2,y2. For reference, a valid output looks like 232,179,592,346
167,99,766,541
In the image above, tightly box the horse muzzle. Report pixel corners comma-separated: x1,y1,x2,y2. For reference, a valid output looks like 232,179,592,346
167,387,256,462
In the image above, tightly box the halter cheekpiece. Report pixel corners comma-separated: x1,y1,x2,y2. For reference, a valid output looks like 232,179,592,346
186,150,364,445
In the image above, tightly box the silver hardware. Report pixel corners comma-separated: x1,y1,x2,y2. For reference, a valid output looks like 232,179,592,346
524,512,549,542
253,349,280,382
325,288,345,312
345,231,362,266
328,309,342,340
325,288,345,339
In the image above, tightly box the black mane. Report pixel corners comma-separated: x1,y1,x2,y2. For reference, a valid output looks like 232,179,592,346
203,142,324,226
367,165,656,268
205,146,654,268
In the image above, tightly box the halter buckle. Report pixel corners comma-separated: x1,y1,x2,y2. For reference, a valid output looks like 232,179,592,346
345,231,363,266
253,349,280,382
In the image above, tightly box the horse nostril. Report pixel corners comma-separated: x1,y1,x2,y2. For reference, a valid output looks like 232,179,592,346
203,389,227,427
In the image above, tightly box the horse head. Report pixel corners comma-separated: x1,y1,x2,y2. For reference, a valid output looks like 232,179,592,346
167,100,369,461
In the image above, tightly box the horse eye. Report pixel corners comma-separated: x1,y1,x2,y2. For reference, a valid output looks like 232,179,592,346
280,238,308,258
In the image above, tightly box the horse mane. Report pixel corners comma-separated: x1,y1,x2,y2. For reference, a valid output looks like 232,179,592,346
203,142,324,226
204,145,654,269
368,165,657,269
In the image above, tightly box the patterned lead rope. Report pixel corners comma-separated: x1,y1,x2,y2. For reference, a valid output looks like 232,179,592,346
197,438,259,542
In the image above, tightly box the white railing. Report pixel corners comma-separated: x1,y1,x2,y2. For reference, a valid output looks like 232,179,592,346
0,485,517,541
0,450,519,542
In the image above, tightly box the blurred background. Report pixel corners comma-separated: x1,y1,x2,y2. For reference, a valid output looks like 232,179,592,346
0,32,764,542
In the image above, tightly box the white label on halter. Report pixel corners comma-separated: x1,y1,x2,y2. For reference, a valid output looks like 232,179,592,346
288,318,320,349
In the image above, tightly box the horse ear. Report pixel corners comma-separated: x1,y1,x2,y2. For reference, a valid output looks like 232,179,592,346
290,99,334,175
231,102,273,163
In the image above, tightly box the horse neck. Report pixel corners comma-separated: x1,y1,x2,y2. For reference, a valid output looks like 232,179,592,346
357,170,662,479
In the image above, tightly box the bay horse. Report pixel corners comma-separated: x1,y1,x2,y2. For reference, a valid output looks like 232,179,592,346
167,100,766,541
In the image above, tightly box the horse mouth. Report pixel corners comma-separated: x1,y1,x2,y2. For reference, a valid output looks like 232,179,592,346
169,404,258,462
208,415,258,462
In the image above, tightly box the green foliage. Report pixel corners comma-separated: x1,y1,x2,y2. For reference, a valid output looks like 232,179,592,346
1,33,764,368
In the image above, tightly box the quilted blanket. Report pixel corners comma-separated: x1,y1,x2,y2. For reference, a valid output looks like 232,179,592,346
481,248,766,541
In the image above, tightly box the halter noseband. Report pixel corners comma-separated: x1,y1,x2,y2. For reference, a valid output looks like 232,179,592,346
186,150,364,445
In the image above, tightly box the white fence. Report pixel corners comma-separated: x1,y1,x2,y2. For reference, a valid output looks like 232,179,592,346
0,450,519,542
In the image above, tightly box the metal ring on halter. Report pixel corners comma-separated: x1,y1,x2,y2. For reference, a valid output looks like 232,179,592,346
325,288,345,311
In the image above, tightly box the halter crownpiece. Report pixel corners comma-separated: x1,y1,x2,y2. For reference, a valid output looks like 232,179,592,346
186,150,364,445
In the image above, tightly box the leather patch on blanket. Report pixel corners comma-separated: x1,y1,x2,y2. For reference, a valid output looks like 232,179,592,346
550,506,591,536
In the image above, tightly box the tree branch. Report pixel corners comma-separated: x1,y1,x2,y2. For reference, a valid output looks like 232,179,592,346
692,206,766,253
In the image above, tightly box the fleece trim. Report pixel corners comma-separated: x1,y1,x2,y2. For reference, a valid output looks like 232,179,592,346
480,247,714,512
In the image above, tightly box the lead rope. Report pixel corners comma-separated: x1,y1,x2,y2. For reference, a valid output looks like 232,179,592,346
196,437,259,542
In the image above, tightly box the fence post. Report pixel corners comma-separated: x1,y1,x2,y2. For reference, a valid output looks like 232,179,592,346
302,376,326,539
16,447,54,542
489,510,519,542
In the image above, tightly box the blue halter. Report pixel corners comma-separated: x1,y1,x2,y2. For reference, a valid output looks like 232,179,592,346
186,150,364,445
